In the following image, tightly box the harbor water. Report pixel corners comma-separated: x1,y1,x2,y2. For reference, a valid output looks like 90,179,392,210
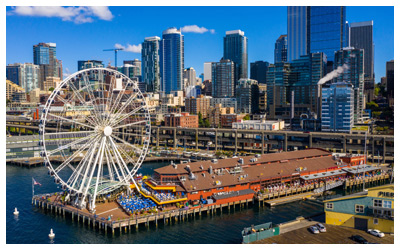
7,161,335,244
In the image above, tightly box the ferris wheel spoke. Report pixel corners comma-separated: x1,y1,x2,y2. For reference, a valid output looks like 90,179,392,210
47,113,96,130
81,74,105,126
91,136,106,209
103,143,115,181
110,106,143,126
107,138,131,183
113,119,147,130
104,142,122,182
110,134,143,155
113,131,146,137
109,92,139,124
77,138,100,193
116,144,141,171
46,133,97,156
67,82,89,107
108,136,135,183
53,134,100,174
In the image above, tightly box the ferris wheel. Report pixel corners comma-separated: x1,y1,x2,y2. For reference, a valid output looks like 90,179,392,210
38,68,151,211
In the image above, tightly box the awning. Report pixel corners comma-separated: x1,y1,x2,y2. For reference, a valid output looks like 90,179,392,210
342,165,381,175
300,169,347,181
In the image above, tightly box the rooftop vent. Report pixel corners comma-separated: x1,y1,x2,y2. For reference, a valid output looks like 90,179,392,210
255,154,261,158
211,159,218,163
200,165,204,170
238,158,244,164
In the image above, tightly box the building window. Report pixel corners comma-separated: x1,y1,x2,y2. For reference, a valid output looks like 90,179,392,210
374,199,382,207
355,204,364,213
326,203,333,209
383,200,392,208
373,218,379,225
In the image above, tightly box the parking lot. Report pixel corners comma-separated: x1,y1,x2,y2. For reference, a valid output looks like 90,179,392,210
254,222,394,244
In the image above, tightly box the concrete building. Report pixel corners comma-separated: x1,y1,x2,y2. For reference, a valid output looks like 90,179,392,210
232,120,285,130
6,63,40,93
221,113,245,128
185,95,211,118
203,80,212,96
164,112,198,128
142,36,161,92
208,104,235,128
42,76,61,91
212,59,235,98
325,185,394,233
184,67,197,87
236,78,259,114
6,80,25,101
203,62,212,81
321,83,354,133
210,97,237,112
160,90,184,107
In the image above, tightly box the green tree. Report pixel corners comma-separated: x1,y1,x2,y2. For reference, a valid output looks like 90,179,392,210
243,114,250,120
204,119,210,128
374,86,380,97
198,112,204,127
49,87,55,92
366,101,379,111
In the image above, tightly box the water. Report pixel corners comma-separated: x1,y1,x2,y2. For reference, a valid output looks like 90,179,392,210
7,161,326,244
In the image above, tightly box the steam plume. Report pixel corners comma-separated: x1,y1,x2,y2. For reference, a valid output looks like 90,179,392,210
318,64,349,84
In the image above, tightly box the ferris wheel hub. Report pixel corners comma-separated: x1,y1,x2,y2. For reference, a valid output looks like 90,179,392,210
103,126,113,136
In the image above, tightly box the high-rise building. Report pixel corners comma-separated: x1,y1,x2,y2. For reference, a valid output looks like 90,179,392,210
160,28,184,94
386,60,394,104
118,64,141,81
203,62,212,81
77,60,104,70
236,78,259,114
274,35,288,63
33,43,62,85
184,67,197,87
211,59,235,98
250,61,269,84
42,77,61,91
266,52,327,120
350,21,374,102
334,47,365,122
124,59,141,73
6,79,25,101
142,36,161,93
287,7,347,62
223,30,248,83
321,82,354,132
185,95,211,118
6,63,40,93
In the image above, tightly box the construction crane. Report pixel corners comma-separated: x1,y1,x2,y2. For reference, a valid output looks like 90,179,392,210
103,48,123,68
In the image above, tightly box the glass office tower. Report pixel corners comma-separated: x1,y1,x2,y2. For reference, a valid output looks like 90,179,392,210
212,59,235,98
287,6,309,62
142,36,161,92
250,61,269,84
160,28,184,94
6,63,40,92
274,35,288,64
223,30,248,83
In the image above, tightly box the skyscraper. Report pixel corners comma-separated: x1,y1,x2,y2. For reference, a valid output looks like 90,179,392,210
223,30,248,83
33,42,62,85
386,60,394,105
203,62,212,81
274,35,288,63
78,60,104,70
184,67,197,87
287,6,309,62
160,28,184,94
287,6,347,62
6,63,40,93
334,47,364,122
142,36,161,92
236,78,259,114
212,59,235,98
321,82,354,132
250,61,269,84
350,21,374,102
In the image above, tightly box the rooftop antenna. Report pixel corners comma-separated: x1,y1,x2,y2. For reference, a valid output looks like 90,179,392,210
103,48,123,68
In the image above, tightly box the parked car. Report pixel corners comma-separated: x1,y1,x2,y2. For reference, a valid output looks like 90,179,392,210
309,226,319,234
315,223,326,233
350,235,368,244
368,229,385,238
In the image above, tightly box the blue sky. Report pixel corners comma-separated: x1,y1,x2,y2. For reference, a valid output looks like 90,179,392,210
6,6,394,81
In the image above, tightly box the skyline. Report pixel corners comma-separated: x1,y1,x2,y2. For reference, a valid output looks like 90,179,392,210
6,6,394,81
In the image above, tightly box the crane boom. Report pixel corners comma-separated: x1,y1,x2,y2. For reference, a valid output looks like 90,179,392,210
103,48,123,68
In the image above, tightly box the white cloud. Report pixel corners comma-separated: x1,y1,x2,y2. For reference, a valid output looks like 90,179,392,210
114,43,142,53
181,25,215,34
7,6,114,24
63,68,71,78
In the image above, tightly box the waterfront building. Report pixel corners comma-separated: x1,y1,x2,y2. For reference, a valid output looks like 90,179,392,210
212,59,235,98
274,35,287,63
33,42,62,85
142,36,161,92
203,62,212,81
223,30,248,83
12,91,27,103
350,21,374,102
6,63,40,93
184,67,197,87
221,113,245,128
207,104,235,128
164,112,198,128
210,97,237,112
236,78,259,114
266,52,327,121
250,61,269,84
185,95,211,118
160,28,184,94
385,60,394,106
232,120,284,130
6,79,25,101
334,47,365,123
287,6,347,62
77,60,104,70
324,184,394,233
321,83,354,133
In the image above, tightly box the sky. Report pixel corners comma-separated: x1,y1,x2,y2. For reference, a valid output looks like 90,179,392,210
5,6,394,81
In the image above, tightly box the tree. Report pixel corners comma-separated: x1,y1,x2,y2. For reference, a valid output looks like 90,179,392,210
198,112,204,127
366,101,379,111
204,119,210,128
243,114,250,120
6,99,11,106
374,86,380,97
